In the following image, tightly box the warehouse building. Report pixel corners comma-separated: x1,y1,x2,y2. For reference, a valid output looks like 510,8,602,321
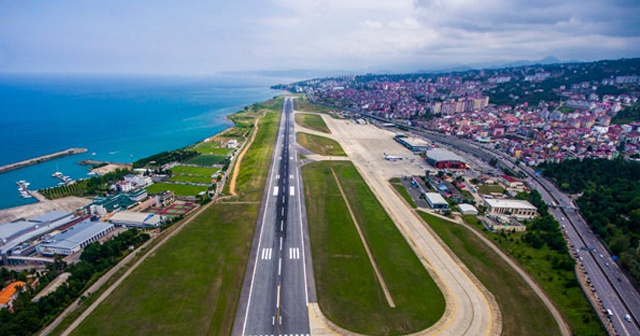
0,211,77,265
425,149,468,169
457,203,478,215
395,136,432,152
37,219,114,256
109,211,165,228
425,192,449,210
484,199,538,219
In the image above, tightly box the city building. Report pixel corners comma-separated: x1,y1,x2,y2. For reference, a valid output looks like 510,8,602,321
457,203,478,215
499,175,526,190
37,219,114,256
0,281,26,308
484,199,538,219
87,194,137,215
425,192,449,209
425,149,468,169
155,191,175,207
109,211,165,228
227,139,238,148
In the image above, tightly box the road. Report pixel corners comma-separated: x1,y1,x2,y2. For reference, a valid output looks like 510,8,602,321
234,97,312,336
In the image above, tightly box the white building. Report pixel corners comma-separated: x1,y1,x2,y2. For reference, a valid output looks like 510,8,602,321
484,199,537,219
457,204,478,215
425,192,448,210
110,211,165,228
37,220,114,256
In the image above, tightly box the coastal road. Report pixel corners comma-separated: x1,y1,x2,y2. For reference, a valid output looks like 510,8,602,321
233,97,312,336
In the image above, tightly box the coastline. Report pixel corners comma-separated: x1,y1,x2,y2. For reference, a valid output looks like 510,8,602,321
0,96,278,219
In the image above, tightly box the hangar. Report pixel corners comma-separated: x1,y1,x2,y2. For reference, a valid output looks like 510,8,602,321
425,149,468,169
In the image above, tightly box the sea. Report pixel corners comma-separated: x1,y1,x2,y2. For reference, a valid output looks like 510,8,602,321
0,73,286,210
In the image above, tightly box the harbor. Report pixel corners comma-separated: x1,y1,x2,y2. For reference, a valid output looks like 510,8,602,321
0,148,88,174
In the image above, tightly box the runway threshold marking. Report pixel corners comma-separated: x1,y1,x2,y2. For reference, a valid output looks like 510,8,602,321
261,248,272,260
289,247,300,259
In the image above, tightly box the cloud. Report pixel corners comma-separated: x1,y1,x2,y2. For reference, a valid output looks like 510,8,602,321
0,0,638,74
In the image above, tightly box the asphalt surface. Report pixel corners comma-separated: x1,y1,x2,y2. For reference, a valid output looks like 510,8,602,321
234,97,312,336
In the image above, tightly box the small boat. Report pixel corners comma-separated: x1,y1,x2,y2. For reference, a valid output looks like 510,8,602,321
52,172,63,178
91,152,96,156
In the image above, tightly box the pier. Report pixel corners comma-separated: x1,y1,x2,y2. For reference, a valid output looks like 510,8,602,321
0,148,87,174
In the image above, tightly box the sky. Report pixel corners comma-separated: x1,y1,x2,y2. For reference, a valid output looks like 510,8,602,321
0,0,639,75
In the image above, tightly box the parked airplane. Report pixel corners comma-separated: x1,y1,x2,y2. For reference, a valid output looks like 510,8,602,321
383,152,403,161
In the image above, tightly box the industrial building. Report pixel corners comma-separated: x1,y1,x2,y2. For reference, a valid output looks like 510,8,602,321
86,194,137,215
0,211,78,265
425,192,449,209
425,149,468,169
457,204,478,215
394,136,432,152
109,211,165,228
484,199,538,219
37,219,114,256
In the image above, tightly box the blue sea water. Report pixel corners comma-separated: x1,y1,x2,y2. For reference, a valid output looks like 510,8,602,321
0,74,282,210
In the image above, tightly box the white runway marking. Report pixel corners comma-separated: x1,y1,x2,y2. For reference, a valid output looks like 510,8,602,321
289,247,300,259
273,186,279,196
290,186,295,196
261,248,272,260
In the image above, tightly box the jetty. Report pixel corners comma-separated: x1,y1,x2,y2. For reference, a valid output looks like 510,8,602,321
0,148,88,174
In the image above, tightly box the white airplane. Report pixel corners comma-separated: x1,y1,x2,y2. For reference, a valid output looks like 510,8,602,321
383,152,403,161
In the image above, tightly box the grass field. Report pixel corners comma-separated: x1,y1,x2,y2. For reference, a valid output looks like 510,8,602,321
145,183,208,196
69,98,283,336
294,97,340,118
193,143,233,155
297,132,346,157
389,178,417,208
168,175,214,184
420,212,561,336
294,113,331,133
170,165,218,177
463,216,606,335
70,203,258,336
478,184,505,195
303,161,445,335
185,155,227,166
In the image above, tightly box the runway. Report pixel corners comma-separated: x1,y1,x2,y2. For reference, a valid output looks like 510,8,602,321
234,97,313,336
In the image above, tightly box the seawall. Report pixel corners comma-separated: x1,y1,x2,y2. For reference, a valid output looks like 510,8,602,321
0,148,88,174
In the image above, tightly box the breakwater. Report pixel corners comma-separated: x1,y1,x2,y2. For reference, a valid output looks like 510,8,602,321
0,148,88,174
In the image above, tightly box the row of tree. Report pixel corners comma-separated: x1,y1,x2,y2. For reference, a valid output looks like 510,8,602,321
0,229,150,336
41,168,132,199
539,158,640,283
132,149,199,168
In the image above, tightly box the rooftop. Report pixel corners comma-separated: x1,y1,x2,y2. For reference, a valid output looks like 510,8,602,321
0,281,26,305
484,198,537,210
110,211,163,226
40,219,113,250
424,192,448,205
426,149,466,163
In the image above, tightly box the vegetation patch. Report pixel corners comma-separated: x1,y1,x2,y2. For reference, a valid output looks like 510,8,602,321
145,182,208,196
294,113,331,133
40,169,131,199
294,98,336,116
168,175,214,185
539,158,640,282
297,132,346,157
478,184,505,195
70,203,257,336
303,161,444,335
185,155,228,166
170,165,218,177
463,214,605,335
420,212,561,336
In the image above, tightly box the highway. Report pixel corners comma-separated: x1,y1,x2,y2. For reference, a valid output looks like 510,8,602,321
411,128,640,336
234,97,312,336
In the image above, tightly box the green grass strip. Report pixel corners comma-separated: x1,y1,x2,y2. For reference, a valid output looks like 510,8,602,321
297,132,346,157
295,113,331,133
303,161,444,335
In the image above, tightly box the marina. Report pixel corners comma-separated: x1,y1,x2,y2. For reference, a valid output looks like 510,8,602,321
16,180,33,199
